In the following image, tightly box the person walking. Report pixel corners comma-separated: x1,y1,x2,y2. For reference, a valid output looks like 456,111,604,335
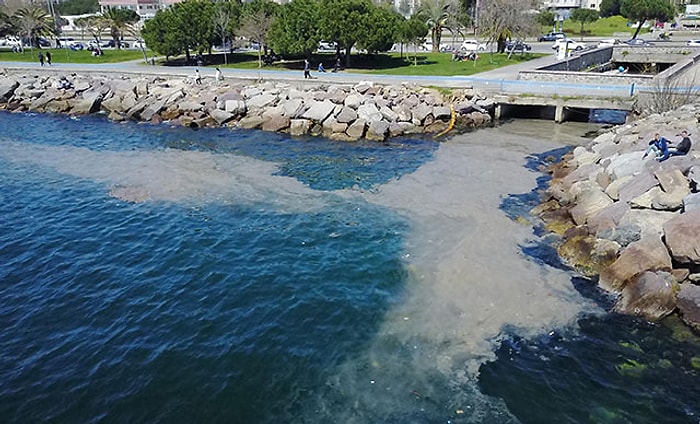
38,52,44,66
215,67,223,84
45,51,52,66
303,59,311,79
194,68,202,85
333,57,341,73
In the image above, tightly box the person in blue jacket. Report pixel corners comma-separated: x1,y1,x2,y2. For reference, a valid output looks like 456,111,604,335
643,133,669,161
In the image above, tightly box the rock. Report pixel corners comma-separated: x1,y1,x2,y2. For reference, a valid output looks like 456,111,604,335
558,234,619,277
605,152,646,180
178,100,203,112
262,113,290,132
281,98,305,118
573,146,602,167
353,81,373,94
688,166,700,191
604,175,633,200
357,103,383,123
684,192,700,211
617,171,658,203
237,113,264,129
379,105,398,122
617,209,676,239
336,106,358,124
588,201,630,235
468,111,486,126
663,209,700,263
289,119,311,136
45,100,70,113
614,271,677,321
209,108,235,125
344,94,365,109
302,100,334,122
246,93,277,109
366,120,389,141
388,122,404,137
599,235,672,292
224,99,247,116
412,103,432,123
393,105,412,122
569,187,613,225
432,106,451,121
677,283,700,331
346,118,366,139
140,97,168,121
0,79,19,101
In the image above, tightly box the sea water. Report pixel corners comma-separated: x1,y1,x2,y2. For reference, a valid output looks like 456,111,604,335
0,112,698,423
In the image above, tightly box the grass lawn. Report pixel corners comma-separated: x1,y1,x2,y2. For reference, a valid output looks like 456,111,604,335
203,50,545,77
0,48,152,64
549,15,650,38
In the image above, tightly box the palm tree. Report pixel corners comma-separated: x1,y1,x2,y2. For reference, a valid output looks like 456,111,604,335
15,6,56,48
100,8,140,49
417,0,459,52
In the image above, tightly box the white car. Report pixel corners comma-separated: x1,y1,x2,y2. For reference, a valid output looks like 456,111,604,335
552,39,587,51
132,40,147,50
686,39,700,47
597,38,622,48
460,39,487,51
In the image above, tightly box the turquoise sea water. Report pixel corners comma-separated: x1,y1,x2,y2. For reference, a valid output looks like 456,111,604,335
0,112,698,423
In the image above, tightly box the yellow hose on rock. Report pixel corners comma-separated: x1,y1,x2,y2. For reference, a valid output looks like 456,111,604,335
434,104,456,139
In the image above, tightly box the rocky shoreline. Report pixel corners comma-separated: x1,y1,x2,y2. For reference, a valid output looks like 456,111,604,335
533,103,700,331
0,69,495,141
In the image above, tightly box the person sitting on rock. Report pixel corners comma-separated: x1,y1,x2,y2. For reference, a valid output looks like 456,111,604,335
318,62,326,73
643,133,669,161
663,130,692,160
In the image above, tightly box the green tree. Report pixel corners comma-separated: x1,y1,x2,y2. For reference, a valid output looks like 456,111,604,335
55,0,99,16
317,0,374,66
399,14,429,65
599,0,622,17
417,0,459,52
75,15,107,42
100,8,140,49
620,0,674,39
537,10,556,29
357,5,402,53
15,6,56,48
478,0,538,55
570,8,599,37
268,0,318,57
142,8,187,61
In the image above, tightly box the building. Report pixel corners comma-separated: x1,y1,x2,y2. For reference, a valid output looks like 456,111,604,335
98,0,289,19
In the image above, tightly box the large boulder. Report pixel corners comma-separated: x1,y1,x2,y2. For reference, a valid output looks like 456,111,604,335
302,100,334,122
336,106,358,124
289,119,311,136
0,78,19,101
366,120,389,142
357,103,383,123
677,283,700,331
599,235,672,292
614,271,677,320
208,108,235,125
663,209,700,264
569,186,613,225
224,99,247,116
346,118,366,139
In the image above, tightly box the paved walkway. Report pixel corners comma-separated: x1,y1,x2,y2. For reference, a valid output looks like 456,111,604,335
1,52,560,91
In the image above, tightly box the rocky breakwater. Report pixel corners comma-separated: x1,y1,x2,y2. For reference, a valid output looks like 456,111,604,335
533,103,700,331
0,71,495,141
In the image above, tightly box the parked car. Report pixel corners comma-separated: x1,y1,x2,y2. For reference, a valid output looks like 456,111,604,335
132,40,147,50
597,38,622,48
623,38,654,46
101,39,129,48
505,40,531,53
460,39,487,51
317,41,335,51
686,39,700,46
37,37,51,47
552,39,586,51
538,31,566,42
69,41,84,51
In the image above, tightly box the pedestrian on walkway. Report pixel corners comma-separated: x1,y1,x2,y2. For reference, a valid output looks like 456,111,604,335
46,51,52,66
303,59,311,79
215,67,223,84
194,68,202,84
38,52,44,66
